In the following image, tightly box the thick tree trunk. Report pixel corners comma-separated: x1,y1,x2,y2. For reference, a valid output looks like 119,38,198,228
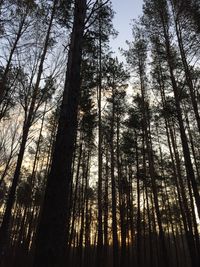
33,1,87,266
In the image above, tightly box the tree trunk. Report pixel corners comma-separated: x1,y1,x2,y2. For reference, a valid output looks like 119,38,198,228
0,14,26,103
0,2,57,260
110,87,119,267
33,1,87,266
161,12,200,220
97,6,103,266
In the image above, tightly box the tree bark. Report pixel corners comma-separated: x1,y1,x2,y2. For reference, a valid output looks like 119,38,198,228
33,1,87,266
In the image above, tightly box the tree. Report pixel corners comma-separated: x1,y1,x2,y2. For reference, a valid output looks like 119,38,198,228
33,1,87,266
0,0,58,260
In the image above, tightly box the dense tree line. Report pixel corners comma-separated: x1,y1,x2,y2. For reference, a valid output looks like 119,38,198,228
0,0,200,267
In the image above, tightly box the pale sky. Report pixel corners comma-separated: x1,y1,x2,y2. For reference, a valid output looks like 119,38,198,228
110,0,143,58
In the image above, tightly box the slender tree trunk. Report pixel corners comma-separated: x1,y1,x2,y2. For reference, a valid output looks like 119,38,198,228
0,2,57,260
110,88,119,267
161,14,200,220
170,124,199,267
139,64,169,267
135,133,141,267
184,109,200,182
171,2,200,133
157,126,179,267
154,48,199,267
0,14,26,103
103,148,109,267
68,143,83,252
97,6,103,266
127,166,135,266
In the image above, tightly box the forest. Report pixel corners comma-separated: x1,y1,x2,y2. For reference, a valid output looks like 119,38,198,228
0,0,200,266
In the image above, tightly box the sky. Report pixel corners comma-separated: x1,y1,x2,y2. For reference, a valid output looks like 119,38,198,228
110,0,143,59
